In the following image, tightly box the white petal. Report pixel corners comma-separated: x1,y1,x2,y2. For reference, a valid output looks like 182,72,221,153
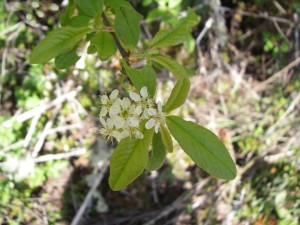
99,128,106,135
129,92,141,102
121,129,130,138
109,105,121,116
140,87,148,98
109,89,119,100
135,131,144,139
113,117,125,129
106,118,114,128
135,105,142,115
145,119,155,129
100,107,108,116
114,98,122,105
101,95,108,104
100,117,106,126
121,97,131,108
148,108,157,116
112,131,122,142
141,109,150,119
157,101,162,112
129,117,139,127
154,124,159,133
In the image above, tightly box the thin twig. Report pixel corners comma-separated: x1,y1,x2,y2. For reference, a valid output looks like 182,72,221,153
196,17,214,47
34,148,87,163
1,86,82,127
266,93,300,135
273,20,289,42
47,123,83,135
219,6,292,25
0,48,8,104
145,178,211,225
23,113,42,148
254,57,300,91
294,13,299,62
70,160,110,225
32,104,61,158
0,140,25,154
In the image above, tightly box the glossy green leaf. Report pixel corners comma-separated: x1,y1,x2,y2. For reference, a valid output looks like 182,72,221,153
160,125,173,153
163,77,190,112
109,127,154,191
90,31,117,60
30,26,91,64
115,5,143,49
123,63,156,97
166,116,237,180
74,0,103,17
146,132,166,171
150,54,189,79
54,47,80,69
148,8,200,48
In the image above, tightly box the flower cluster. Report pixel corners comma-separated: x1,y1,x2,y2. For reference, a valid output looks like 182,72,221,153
99,87,166,142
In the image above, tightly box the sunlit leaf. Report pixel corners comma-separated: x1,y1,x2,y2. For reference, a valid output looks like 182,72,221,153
163,77,190,112
109,128,154,191
30,26,91,64
160,124,173,153
115,5,143,49
90,31,117,60
123,63,156,97
74,0,103,17
148,8,200,48
150,54,189,79
54,47,80,69
146,132,166,171
166,116,236,180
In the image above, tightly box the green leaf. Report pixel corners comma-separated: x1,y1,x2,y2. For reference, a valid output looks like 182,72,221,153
184,33,196,53
109,127,154,191
160,125,173,153
90,31,117,60
68,15,90,27
150,54,189,79
60,2,76,26
54,47,80,69
87,45,97,54
115,5,143,49
123,62,156,97
148,8,200,48
74,0,103,17
146,132,166,171
30,26,91,64
166,116,236,180
163,77,190,112
106,0,129,11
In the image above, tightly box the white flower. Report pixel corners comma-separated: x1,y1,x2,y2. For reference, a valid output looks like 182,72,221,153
116,98,141,128
145,101,166,133
99,117,115,140
100,89,120,117
126,126,144,139
99,86,164,142
129,87,154,119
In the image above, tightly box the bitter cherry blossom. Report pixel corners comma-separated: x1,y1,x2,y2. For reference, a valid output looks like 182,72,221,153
99,86,166,142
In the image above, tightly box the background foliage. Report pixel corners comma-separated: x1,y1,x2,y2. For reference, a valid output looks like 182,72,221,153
0,0,299,224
